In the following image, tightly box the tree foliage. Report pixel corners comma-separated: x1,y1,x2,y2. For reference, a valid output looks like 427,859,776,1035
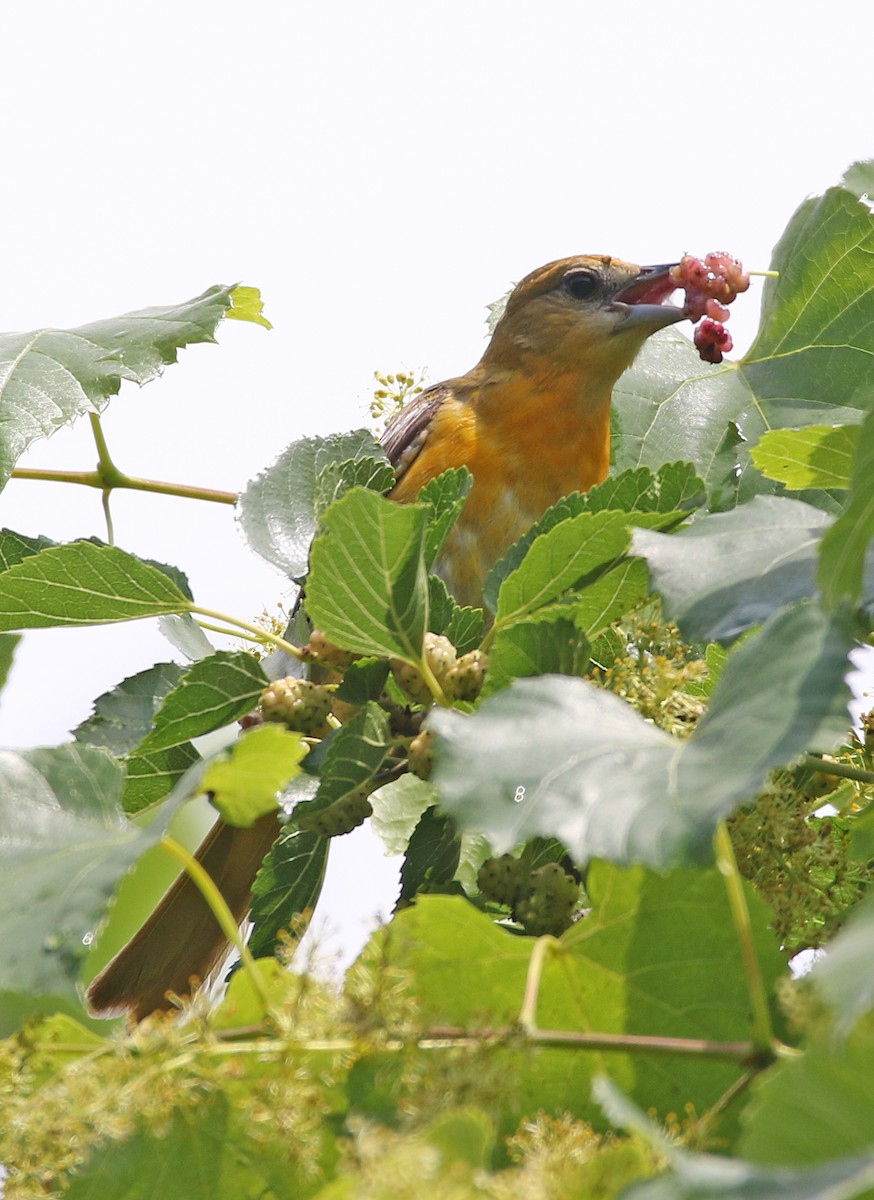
3,174,874,1197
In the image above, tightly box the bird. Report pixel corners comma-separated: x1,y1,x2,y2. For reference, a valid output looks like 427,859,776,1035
86,254,686,1020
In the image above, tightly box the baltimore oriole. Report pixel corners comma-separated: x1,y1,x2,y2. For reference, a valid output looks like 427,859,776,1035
87,254,686,1019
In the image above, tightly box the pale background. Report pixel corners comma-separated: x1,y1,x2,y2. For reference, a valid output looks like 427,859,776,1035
1,0,871,966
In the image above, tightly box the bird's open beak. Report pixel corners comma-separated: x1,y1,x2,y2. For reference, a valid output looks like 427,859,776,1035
610,263,686,331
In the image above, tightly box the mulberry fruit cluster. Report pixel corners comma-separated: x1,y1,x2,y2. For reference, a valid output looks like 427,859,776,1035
477,854,580,937
670,251,750,364
391,634,488,706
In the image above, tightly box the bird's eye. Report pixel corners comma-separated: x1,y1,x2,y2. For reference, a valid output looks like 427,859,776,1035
562,270,599,301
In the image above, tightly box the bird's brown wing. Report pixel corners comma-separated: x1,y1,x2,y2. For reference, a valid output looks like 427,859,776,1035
381,382,452,487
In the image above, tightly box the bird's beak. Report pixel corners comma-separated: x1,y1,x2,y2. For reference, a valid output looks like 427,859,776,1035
610,263,686,331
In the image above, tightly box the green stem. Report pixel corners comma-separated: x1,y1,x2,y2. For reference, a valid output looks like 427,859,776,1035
418,653,452,706
189,605,305,660
518,934,561,1032
714,822,774,1059
748,269,779,278
802,753,874,786
161,835,271,1012
11,465,238,506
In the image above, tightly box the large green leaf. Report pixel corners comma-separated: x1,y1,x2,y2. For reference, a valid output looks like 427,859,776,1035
359,863,782,1126
416,466,472,569
493,509,681,633
236,430,392,580
0,745,189,996
0,542,190,629
631,496,833,643
613,173,874,511
739,1033,874,1169
306,487,429,662
0,284,262,489
431,602,854,867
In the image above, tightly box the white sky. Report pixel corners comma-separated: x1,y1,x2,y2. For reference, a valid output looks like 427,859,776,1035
1,1,872,964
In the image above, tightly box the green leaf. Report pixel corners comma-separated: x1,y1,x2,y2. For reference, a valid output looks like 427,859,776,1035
306,487,429,662
427,574,484,654
202,724,307,827
613,178,874,511
334,657,390,705
362,863,782,1126
0,631,19,695
121,743,201,814
751,425,859,490
431,602,854,867
398,807,461,902
574,556,651,640
64,1094,260,1200
602,1069,874,1200
0,542,190,630
810,891,874,1036
0,284,248,488
226,283,272,329
368,772,435,856
0,527,55,570
494,510,678,631
819,408,874,609
416,467,472,569
0,745,184,996
487,613,588,693
738,1033,874,1171
236,431,392,580
632,496,833,643
248,821,328,959
73,662,185,755
483,464,701,614
136,651,267,754
294,702,390,821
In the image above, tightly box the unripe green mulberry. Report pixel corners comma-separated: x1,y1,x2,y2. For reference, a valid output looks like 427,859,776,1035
516,863,579,937
260,677,333,736
303,628,357,671
390,632,457,705
477,853,526,907
407,728,435,780
444,649,488,702
296,784,373,837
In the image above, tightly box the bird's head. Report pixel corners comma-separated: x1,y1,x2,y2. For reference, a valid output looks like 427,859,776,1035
480,255,685,382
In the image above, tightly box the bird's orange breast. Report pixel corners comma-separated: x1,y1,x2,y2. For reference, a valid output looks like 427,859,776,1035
390,372,612,608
